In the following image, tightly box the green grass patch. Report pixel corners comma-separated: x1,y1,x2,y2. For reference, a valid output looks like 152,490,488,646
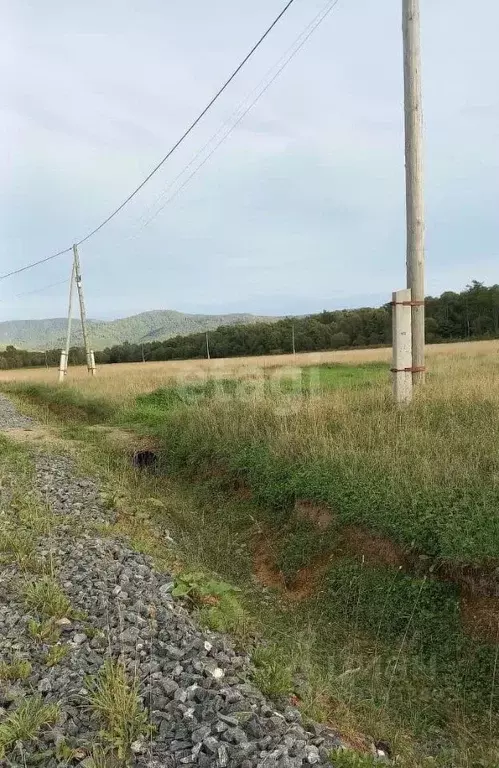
118,382,499,563
23,577,72,620
275,518,335,580
27,618,62,644
0,382,116,424
0,696,59,759
43,644,70,667
303,362,388,392
252,644,295,699
86,658,151,762
0,437,54,574
126,363,389,421
0,657,32,682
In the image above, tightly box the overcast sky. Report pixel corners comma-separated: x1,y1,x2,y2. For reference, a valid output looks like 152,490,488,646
1,0,497,320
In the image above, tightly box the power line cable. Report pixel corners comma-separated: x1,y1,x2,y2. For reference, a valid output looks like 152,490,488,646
0,0,297,283
4,0,339,300
131,0,340,237
0,247,72,282
75,0,298,246
3,0,338,305
15,279,69,298
128,0,339,235
0,278,69,303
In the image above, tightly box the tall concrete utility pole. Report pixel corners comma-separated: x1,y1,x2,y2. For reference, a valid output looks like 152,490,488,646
58,256,76,382
391,288,413,405
206,331,211,360
73,244,96,376
403,0,425,383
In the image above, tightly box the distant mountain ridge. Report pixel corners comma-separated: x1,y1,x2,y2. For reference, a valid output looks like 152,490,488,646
0,310,279,351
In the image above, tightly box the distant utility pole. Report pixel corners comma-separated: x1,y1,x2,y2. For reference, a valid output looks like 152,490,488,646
403,0,425,384
141,343,146,363
292,323,296,355
59,257,76,382
206,331,211,360
73,244,96,376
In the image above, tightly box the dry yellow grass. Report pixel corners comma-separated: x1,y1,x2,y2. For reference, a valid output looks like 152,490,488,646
1,338,498,404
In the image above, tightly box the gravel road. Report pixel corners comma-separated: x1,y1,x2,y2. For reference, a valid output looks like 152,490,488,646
0,393,33,430
0,395,343,767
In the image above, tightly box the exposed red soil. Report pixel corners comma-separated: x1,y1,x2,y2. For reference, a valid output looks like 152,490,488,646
286,554,333,601
252,539,287,592
460,594,499,643
253,499,499,642
252,536,330,601
340,526,407,569
294,499,334,530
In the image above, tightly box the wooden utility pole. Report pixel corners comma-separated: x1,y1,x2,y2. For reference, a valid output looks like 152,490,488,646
206,331,211,360
403,0,425,383
73,244,96,376
59,256,76,382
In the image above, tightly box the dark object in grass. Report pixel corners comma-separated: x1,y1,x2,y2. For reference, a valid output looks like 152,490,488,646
374,740,392,759
132,450,158,471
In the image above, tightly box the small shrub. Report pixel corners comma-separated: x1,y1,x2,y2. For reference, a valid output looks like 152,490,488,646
172,571,240,604
199,593,248,635
173,571,248,634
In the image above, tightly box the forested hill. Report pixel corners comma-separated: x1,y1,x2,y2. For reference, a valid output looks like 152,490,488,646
0,310,277,351
95,281,499,363
1,281,498,369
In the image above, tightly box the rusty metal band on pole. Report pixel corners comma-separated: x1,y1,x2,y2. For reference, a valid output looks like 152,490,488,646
390,365,426,373
390,300,425,307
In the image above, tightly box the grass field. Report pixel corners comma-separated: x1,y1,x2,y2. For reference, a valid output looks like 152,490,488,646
2,338,498,403
3,338,499,766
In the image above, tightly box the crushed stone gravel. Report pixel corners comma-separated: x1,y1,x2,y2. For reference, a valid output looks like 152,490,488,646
0,393,33,430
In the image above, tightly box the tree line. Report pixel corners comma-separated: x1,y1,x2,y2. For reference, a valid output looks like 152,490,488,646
2,281,499,369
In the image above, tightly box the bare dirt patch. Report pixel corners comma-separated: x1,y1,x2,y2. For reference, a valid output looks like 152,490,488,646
1,425,61,445
253,521,499,642
253,538,287,592
286,555,332,601
295,500,334,530
460,594,499,643
252,535,330,601
292,500,406,570
340,526,407,569
87,425,158,454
